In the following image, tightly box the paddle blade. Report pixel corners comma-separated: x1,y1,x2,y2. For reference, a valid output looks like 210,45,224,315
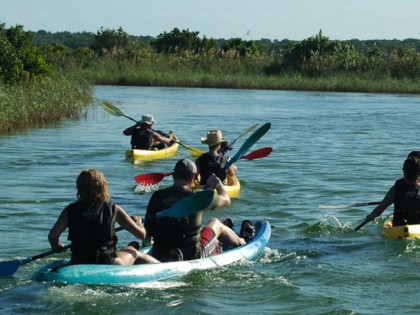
134,172,172,185
155,190,215,219
185,146,204,157
241,147,273,160
102,100,137,123
229,123,259,147
226,122,271,169
0,259,25,277
102,100,125,116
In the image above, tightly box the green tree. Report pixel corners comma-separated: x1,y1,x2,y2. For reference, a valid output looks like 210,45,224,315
0,22,53,84
221,38,257,58
151,28,215,54
91,27,130,56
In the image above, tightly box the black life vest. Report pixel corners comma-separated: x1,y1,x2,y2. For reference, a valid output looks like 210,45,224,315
393,178,420,225
67,200,117,264
145,186,202,261
131,128,153,149
196,152,227,185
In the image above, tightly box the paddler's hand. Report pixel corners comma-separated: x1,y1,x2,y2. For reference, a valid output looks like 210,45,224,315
131,215,142,226
52,242,65,252
206,174,223,190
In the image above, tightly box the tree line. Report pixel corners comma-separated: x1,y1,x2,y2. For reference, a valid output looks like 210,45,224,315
1,22,420,86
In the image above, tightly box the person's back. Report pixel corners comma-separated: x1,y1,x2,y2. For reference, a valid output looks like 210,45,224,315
393,153,420,225
67,199,116,264
196,130,234,185
145,185,202,261
123,114,173,150
196,152,227,185
145,159,244,262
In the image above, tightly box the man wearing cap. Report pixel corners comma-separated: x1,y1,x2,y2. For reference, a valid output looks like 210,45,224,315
196,130,237,185
123,114,174,150
365,151,420,226
144,159,245,262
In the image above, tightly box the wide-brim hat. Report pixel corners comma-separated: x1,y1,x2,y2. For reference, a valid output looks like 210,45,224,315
139,114,156,125
200,130,226,146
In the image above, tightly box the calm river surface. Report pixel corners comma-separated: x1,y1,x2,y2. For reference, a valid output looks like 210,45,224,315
1,86,420,314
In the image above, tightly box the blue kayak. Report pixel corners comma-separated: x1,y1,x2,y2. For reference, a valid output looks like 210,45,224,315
32,220,271,285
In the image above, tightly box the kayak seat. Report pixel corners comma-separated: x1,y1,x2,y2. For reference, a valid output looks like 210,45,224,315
240,220,255,243
168,248,184,262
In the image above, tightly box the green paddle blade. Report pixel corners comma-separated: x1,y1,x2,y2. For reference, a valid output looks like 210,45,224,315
155,190,215,219
102,100,125,116
102,100,137,123
226,122,271,169
229,123,259,147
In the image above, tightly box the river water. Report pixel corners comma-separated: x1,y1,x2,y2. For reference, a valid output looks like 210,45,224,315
1,86,420,314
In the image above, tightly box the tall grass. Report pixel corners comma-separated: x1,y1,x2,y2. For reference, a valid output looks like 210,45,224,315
0,75,92,133
66,54,420,94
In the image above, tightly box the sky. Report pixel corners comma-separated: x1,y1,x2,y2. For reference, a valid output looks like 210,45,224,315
1,0,419,41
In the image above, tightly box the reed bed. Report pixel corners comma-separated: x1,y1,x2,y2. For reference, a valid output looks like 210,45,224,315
0,75,92,133
68,55,420,94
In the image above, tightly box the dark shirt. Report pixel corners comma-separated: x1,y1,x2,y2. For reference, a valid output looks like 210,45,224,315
145,186,202,261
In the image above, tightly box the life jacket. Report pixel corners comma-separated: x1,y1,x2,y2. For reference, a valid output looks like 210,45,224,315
393,178,420,225
145,186,202,261
131,128,154,149
67,200,117,264
196,152,227,185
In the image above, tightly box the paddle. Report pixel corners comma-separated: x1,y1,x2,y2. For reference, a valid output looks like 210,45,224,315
225,122,271,170
134,172,172,185
154,190,215,219
354,218,371,231
0,226,119,278
134,147,273,185
241,147,273,160
102,100,138,123
319,201,380,209
102,100,203,156
0,191,214,277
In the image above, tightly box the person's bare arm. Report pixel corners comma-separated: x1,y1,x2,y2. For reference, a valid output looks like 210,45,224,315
366,185,395,221
115,205,146,239
48,207,69,251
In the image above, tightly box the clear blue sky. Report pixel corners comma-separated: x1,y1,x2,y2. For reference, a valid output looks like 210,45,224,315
2,0,419,40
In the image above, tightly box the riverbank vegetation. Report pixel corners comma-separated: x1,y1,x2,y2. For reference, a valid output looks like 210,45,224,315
0,23,92,133
1,22,420,133
38,27,420,93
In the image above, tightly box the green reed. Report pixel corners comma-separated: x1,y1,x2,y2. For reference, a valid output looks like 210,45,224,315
66,54,420,94
0,75,92,133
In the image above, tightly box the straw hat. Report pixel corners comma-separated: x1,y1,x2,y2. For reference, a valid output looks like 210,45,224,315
139,114,156,125
200,130,226,146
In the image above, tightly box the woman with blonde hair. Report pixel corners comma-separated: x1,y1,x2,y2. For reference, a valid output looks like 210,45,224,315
48,169,159,265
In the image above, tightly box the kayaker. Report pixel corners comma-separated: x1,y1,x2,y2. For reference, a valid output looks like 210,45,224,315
48,169,159,265
123,114,175,150
144,158,247,262
365,151,420,226
195,130,238,185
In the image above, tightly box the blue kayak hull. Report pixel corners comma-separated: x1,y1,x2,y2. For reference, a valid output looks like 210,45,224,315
32,220,271,285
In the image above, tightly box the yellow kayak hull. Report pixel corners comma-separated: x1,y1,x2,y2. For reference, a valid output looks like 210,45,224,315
126,132,179,162
193,176,240,199
382,216,420,239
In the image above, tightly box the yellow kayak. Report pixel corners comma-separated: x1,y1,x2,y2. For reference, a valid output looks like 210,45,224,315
193,176,240,199
382,216,420,239
126,132,179,162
